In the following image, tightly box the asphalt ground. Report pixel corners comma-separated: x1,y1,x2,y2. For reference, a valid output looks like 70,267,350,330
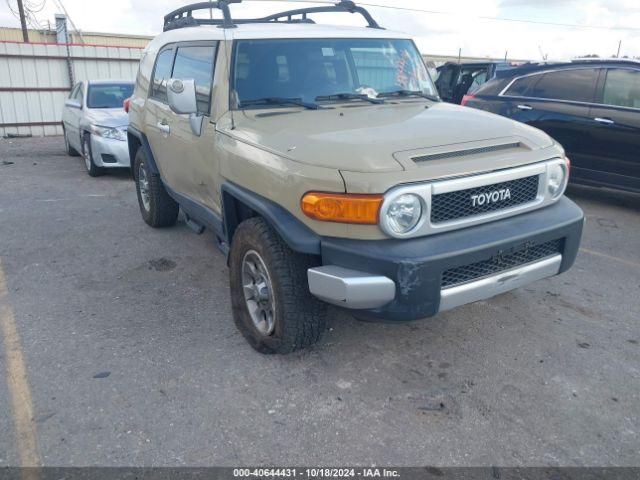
0,136,638,467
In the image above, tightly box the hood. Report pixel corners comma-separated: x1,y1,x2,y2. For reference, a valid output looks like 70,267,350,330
226,101,555,173
85,108,129,128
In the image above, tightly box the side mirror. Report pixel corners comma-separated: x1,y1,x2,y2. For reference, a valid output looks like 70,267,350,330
65,99,81,109
167,78,203,136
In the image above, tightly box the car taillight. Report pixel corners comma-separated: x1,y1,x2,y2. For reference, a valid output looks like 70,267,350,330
123,97,131,113
461,94,475,106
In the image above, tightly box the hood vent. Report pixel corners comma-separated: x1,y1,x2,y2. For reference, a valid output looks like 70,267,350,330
413,142,522,163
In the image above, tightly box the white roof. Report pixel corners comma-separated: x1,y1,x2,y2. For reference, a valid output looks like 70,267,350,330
87,79,135,85
147,23,412,52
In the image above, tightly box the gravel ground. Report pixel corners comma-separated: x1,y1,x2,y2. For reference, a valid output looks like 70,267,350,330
0,136,638,467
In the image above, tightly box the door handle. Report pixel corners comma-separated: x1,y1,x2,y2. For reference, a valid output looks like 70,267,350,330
156,121,171,135
594,117,614,125
516,104,533,111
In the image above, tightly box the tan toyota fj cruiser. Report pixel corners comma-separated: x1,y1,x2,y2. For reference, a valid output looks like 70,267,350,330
127,0,584,354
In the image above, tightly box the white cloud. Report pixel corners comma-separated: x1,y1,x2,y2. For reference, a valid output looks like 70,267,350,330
1,0,638,59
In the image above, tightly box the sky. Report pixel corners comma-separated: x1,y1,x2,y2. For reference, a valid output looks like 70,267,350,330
1,0,639,60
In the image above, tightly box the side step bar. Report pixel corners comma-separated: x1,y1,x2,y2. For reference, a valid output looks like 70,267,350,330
184,214,205,234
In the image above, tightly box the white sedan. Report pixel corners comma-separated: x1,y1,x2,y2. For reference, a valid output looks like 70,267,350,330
61,79,134,176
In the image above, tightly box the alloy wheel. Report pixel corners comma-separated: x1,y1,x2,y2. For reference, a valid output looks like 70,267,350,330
83,137,91,171
241,250,276,336
138,163,151,212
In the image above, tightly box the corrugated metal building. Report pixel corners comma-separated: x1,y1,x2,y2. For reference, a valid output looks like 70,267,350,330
0,26,151,48
0,24,150,137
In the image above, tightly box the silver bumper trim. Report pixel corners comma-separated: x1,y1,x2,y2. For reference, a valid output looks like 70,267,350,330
307,266,396,310
439,254,562,312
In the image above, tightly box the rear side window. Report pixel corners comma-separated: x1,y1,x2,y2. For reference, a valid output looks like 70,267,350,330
151,48,175,103
460,68,488,94
602,69,640,109
527,68,598,103
171,45,217,114
73,83,84,102
503,74,541,97
69,83,81,99
435,67,454,89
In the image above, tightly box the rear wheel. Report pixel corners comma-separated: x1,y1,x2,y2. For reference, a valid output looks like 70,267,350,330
134,148,179,228
63,127,80,157
82,133,105,177
229,217,327,354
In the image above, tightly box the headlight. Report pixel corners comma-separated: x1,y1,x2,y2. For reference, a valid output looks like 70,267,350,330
548,160,569,198
90,125,127,141
381,193,423,236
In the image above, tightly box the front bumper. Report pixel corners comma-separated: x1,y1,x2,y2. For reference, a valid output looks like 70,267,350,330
308,197,584,321
90,135,130,168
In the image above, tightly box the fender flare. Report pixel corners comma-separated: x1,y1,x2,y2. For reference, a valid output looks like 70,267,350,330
221,182,321,256
127,126,160,175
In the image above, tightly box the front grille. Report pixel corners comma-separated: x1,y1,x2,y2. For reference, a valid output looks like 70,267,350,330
413,142,521,163
431,175,539,223
442,239,562,289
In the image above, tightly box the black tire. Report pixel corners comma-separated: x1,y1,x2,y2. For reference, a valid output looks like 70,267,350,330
133,148,179,228
229,217,327,354
82,133,105,177
63,127,80,157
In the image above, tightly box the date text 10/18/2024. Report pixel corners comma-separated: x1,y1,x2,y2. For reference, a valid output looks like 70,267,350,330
233,468,401,478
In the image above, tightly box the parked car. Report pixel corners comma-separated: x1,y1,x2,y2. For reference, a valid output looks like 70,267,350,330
435,61,525,104
463,60,640,193
127,0,583,354
62,79,134,176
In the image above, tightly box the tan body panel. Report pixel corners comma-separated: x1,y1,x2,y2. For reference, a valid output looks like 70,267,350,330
215,116,350,238
130,31,566,241
228,102,555,173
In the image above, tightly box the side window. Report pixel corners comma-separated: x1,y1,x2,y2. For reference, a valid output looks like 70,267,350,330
467,71,488,94
151,48,175,103
73,83,84,104
602,69,640,109
435,67,454,96
503,74,541,97
171,44,217,115
527,68,599,103
69,83,80,99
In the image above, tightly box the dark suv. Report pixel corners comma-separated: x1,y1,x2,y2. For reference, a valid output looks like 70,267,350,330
435,61,523,104
463,60,640,193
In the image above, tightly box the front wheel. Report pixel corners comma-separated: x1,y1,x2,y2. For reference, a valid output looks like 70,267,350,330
63,127,80,157
82,134,105,177
229,217,327,354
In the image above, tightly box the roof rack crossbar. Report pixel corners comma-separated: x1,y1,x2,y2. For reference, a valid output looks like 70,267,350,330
253,1,383,29
164,1,241,31
163,0,384,31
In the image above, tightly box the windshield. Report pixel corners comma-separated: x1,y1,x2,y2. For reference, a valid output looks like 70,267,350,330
87,83,134,109
233,38,437,107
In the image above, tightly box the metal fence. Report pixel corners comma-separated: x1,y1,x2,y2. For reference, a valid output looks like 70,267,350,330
0,41,143,137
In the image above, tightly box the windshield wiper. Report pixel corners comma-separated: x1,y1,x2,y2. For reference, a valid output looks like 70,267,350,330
239,97,320,110
316,93,385,105
378,90,441,102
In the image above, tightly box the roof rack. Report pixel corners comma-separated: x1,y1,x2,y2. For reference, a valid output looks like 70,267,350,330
572,57,640,64
163,0,384,31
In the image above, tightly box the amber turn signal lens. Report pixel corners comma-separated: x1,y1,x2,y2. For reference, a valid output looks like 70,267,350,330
301,192,383,225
